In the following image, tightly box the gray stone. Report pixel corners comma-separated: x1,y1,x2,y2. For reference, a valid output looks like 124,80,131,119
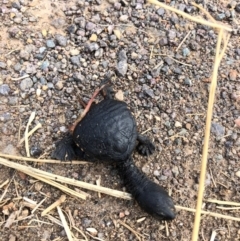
0,84,10,95
174,67,182,74
116,50,128,76
20,50,30,60
159,38,168,46
55,81,64,90
183,47,190,57
211,122,225,137
184,77,192,86
70,55,81,66
236,4,240,13
46,39,56,48
55,34,67,46
14,62,21,71
41,60,49,70
0,62,7,69
8,97,18,105
72,72,85,82
86,22,96,31
157,8,165,16
0,112,11,122
87,43,99,52
39,47,47,54
145,88,155,98
164,57,173,65
119,15,128,22
215,13,226,20
168,30,176,39
20,77,33,91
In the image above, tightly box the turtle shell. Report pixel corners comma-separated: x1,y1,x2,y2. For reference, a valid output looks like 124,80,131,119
73,99,137,162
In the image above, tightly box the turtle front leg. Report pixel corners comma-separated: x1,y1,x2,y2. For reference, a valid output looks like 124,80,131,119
136,133,155,156
52,134,84,161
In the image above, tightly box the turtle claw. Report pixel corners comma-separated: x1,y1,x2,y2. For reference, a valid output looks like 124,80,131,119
52,134,76,161
137,134,155,156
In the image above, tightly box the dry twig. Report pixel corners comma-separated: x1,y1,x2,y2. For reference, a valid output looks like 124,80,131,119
57,206,73,241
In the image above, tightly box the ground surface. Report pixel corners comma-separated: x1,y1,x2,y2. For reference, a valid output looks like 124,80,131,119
0,0,240,240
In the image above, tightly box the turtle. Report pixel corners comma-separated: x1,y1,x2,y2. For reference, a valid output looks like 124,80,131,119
52,83,176,220
52,85,155,162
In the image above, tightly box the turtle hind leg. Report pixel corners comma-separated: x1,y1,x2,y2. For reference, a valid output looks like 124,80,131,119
136,133,155,156
52,134,77,161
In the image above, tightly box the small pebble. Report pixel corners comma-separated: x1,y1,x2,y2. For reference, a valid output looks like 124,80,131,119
46,39,56,48
236,171,240,177
0,62,7,69
116,50,128,76
182,47,190,57
86,22,96,31
70,56,81,66
70,49,80,56
89,34,97,41
55,34,67,46
20,78,33,91
119,15,128,22
0,84,10,95
175,121,182,127
211,122,225,137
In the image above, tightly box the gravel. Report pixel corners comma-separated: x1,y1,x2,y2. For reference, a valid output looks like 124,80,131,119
0,0,240,240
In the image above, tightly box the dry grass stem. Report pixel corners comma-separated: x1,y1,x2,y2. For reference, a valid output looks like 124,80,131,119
57,206,73,241
5,47,20,56
206,199,240,206
73,226,88,241
165,221,169,236
210,230,217,241
191,28,226,241
23,169,87,200
209,168,217,188
0,179,9,188
11,74,29,81
0,157,132,200
23,196,37,205
0,153,88,164
147,0,232,31
25,112,36,157
0,176,14,202
152,54,192,66
46,214,63,226
19,123,42,145
175,30,191,52
175,205,240,221
31,197,47,214
41,195,65,216
216,206,240,210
